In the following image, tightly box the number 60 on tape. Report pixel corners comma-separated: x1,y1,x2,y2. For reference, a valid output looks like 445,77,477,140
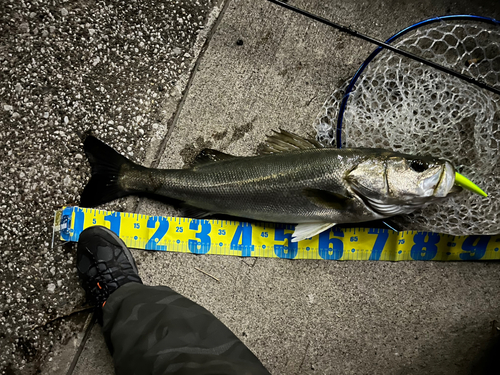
55,207,500,261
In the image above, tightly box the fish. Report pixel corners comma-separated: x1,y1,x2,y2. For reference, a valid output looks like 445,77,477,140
80,130,485,242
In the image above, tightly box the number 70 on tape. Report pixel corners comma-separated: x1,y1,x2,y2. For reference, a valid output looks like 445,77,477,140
56,207,500,261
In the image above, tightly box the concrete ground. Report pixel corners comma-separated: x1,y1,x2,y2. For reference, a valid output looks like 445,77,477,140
1,0,500,374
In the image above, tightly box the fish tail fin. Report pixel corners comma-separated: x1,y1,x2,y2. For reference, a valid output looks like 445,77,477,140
80,135,139,207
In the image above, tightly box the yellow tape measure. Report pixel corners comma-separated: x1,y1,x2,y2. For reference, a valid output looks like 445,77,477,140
55,207,500,261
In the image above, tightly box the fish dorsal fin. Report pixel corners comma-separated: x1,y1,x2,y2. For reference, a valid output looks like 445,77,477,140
292,222,336,242
303,189,353,211
260,129,324,154
192,149,237,166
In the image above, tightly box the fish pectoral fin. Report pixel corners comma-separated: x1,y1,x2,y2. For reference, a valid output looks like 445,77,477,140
303,189,352,210
192,149,237,166
260,129,324,155
292,222,336,243
180,204,214,219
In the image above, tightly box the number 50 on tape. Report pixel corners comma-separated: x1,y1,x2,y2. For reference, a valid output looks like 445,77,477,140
54,207,500,261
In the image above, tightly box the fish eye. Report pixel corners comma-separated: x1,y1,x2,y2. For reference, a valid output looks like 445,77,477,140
409,160,429,173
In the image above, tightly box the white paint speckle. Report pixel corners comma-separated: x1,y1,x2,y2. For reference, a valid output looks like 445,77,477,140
307,294,315,304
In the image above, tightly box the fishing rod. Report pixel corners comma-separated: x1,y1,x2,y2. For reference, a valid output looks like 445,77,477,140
267,0,500,96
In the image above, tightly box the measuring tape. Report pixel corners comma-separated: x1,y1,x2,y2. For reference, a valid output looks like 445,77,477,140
54,207,500,261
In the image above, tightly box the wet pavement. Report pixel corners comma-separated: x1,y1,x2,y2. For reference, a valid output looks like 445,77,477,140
1,0,500,374
1,0,220,373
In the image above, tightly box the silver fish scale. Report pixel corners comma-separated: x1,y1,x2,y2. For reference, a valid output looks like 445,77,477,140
127,148,377,224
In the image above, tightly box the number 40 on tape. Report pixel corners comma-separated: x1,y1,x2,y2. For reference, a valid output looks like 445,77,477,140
55,207,500,261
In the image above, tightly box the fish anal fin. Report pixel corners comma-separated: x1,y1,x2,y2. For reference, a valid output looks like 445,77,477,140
192,149,237,166
260,129,324,155
292,222,336,242
303,188,352,210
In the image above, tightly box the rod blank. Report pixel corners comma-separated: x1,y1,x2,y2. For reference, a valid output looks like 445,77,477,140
267,0,500,96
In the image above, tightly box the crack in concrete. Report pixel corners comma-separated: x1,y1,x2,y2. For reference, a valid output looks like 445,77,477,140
150,0,233,170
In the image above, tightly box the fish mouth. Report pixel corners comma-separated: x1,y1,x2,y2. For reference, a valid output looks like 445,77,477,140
432,162,455,197
420,162,455,198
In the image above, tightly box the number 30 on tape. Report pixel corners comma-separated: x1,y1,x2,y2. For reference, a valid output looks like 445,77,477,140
55,207,500,261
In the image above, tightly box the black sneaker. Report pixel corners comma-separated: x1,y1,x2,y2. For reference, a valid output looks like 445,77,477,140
76,225,142,313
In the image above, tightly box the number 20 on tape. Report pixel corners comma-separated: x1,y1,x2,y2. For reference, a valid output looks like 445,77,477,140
56,207,500,261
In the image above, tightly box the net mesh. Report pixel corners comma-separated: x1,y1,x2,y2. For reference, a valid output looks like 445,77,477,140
315,19,500,235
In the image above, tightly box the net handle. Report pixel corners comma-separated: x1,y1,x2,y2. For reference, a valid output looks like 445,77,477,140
335,15,500,148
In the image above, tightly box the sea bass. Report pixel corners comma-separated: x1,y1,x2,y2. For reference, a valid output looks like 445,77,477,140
80,130,483,242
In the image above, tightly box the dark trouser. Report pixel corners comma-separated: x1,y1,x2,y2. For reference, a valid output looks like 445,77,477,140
102,283,270,375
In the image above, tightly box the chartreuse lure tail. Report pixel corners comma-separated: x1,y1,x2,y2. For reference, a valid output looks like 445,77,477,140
455,172,488,197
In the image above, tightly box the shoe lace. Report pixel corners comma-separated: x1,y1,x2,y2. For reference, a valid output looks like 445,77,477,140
84,271,110,307
83,247,114,307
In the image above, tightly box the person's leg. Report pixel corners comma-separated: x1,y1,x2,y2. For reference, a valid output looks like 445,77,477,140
102,282,269,375
77,226,270,375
